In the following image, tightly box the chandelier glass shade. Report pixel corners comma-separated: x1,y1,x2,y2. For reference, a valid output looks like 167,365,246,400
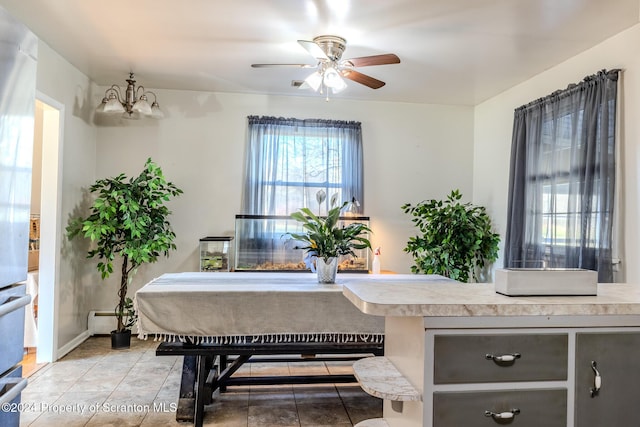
96,73,163,119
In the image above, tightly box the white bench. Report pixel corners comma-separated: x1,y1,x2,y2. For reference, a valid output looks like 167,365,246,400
353,356,421,402
352,356,422,426
354,418,389,427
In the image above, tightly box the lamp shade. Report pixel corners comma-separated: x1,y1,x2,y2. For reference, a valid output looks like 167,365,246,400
132,95,152,115
304,71,323,92
150,101,164,119
96,97,108,114
330,78,347,94
323,67,346,92
103,93,125,114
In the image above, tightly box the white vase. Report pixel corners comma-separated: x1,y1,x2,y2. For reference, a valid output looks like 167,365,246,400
316,257,338,284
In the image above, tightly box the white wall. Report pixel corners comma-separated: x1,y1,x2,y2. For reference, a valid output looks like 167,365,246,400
473,23,640,283
92,91,475,300
36,41,98,350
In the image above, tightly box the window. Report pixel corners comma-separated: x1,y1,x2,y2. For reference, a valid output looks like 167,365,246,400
504,70,618,282
242,116,364,216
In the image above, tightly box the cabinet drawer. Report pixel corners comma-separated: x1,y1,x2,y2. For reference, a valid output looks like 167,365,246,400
434,333,567,384
433,389,566,427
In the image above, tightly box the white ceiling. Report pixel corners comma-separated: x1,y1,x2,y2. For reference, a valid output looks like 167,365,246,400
1,0,638,105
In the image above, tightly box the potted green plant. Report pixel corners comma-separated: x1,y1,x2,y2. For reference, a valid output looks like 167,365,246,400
286,196,372,283
67,158,183,348
401,189,500,282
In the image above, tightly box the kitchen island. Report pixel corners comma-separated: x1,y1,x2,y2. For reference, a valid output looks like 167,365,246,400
342,281,640,427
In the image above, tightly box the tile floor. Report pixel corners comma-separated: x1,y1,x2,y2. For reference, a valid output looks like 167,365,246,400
19,337,382,426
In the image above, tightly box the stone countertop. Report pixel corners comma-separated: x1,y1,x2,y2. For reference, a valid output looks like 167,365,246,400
342,281,640,317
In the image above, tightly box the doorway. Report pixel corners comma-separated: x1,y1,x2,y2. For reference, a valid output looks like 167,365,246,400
27,94,63,368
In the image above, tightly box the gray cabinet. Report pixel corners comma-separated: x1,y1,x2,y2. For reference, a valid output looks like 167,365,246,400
434,334,568,384
430,332,568,427
427,330,640,427
575,332,640,427
434,389,567,427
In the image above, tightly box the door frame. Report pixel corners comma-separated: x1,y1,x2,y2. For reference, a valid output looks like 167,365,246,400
34,92,64,363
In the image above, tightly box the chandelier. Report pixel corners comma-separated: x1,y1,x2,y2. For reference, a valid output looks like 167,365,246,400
96,73,163,119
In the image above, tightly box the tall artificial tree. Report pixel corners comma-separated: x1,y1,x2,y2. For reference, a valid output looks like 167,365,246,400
67,158,183,333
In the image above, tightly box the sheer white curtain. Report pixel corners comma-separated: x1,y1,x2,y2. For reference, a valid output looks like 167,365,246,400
242,116,364,216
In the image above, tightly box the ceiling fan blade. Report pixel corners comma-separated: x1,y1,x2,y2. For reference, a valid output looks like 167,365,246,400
344,54,400,67
298,39,329,60
251,63,316,68
340,69,386,89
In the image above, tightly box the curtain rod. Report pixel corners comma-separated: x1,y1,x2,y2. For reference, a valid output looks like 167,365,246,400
515,68,622,112
247,115,361,127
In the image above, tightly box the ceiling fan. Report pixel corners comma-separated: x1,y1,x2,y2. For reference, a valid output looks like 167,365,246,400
251,35,400,94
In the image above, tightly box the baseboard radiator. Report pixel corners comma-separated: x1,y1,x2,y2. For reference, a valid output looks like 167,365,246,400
88,311,139,336
88,311,116,335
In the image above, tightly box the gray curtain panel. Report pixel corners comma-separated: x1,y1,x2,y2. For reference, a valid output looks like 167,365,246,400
504,69,619,282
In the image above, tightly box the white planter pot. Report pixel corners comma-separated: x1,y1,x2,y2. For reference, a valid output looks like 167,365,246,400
316,257,338,284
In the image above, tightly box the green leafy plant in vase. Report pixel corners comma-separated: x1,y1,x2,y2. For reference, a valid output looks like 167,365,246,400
67,158,183,348
286,195,372,283
402,189,500,282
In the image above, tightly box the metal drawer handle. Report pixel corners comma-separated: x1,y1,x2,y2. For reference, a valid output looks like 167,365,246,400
0,294,31,317
0,378,28,405
485,353,521,363
590,360,601,397
485,408,520,420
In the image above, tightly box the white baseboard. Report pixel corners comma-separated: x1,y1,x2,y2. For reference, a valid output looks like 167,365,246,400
56,330,90,360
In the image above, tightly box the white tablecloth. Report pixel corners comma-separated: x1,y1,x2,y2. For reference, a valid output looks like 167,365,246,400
135,272,451,344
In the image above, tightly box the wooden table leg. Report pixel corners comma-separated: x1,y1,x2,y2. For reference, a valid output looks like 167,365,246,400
219,354,227,392
176,355,196,422
194,355,207,427
175,354,217,425
203,355,215,405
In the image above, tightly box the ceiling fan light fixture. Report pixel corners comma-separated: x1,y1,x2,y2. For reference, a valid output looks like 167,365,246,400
304,71,323,92
251,35,400,98
323,66,347,93
331,81,347,94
